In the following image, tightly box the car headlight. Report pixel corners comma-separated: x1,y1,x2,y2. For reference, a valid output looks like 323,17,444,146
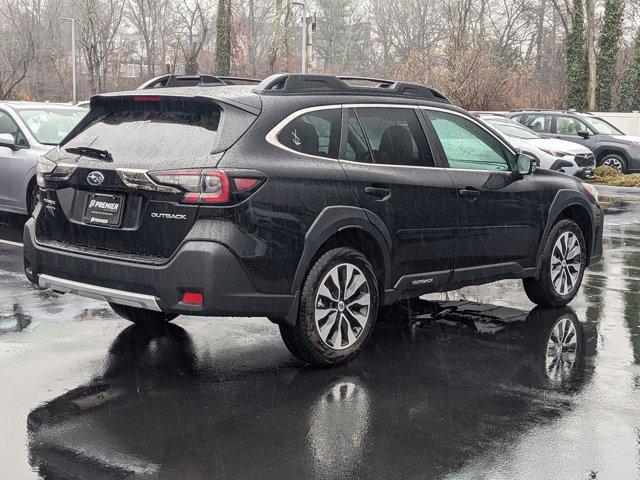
36,157,57,188
582,183,599,203
540,148,570,158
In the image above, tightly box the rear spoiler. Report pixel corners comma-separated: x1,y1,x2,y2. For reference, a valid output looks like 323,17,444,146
89,92,261,115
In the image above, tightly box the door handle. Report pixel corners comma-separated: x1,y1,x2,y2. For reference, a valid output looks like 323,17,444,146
459,188,480,201
364,186,391,201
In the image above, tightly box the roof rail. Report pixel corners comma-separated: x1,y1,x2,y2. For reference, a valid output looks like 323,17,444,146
136,74,263,90
217,76,262,85
253,74,451,104
508,108,584,114
337,76,395,86
137,74,226,89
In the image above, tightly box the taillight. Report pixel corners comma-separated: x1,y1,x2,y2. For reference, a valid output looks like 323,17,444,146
36,157,57,187
148,170,201,192
233,178,259,191
200,170,229,203
36,157,77,187
148,169,262,205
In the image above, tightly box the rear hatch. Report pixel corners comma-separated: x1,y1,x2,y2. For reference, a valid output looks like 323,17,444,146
37,92,259,260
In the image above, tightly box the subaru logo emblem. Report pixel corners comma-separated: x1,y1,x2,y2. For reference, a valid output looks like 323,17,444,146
87,171,104,186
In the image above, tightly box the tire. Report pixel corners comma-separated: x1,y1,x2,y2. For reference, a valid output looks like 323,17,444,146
109,303,178,326
523,219,587,307
279,247,379,367
600,153,627,174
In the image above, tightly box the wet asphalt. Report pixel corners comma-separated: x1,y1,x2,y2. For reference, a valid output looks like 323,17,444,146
0,185,639,480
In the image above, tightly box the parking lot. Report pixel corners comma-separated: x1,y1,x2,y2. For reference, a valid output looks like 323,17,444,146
0,185,636,479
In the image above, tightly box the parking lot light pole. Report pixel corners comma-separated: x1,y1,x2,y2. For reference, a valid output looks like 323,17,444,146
60,17,77,105
292,1,307,73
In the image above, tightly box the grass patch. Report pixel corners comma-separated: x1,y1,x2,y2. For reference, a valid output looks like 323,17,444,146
589,166,640,187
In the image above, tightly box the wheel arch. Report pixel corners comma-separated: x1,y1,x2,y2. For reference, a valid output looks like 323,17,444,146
536,190,595,273
291,206,392,294
276,206,392,326
595,147,628,166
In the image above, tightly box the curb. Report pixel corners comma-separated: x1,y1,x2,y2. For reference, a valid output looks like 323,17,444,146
595,184,640,199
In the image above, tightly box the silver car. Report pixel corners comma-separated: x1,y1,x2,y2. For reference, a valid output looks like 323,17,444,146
0,102,86,215
478,114,596,179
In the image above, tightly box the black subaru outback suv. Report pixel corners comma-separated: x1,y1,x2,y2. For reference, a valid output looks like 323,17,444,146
25,74,603,366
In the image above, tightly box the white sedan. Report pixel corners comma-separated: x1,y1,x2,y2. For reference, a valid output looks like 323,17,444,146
479,115,596,179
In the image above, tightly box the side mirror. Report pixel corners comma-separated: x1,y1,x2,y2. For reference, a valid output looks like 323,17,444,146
515,153,536,176
0,133,17,150
577,131,590,139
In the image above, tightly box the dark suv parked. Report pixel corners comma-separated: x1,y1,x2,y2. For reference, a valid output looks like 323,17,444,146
509,109,640,173
24,74,603,366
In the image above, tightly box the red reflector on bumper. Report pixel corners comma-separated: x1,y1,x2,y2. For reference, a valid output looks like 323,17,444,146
182,292,203,304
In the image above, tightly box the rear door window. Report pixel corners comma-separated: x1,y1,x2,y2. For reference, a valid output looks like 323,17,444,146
277,108,341,158
522,114,552,133
555,116,595,136
355,107,434,167
65,98,229,164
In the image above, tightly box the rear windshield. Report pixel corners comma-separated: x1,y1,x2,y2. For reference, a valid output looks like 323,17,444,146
64,98,221,163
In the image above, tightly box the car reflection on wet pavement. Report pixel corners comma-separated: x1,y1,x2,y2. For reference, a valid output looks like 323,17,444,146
1,186,640,480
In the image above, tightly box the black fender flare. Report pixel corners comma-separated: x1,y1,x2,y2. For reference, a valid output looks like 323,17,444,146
535,189,597,274
291,206,392,293
594,146,629,164
280,206,392,326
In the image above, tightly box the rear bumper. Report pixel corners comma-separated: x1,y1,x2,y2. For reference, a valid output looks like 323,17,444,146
23,218,295,318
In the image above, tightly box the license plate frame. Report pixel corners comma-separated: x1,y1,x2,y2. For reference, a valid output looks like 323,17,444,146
83,192,125,227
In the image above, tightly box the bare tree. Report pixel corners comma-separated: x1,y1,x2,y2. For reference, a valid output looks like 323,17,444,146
127,0,170,77
78,0,125,94
267,0,293,74
0,0,631,111
0,0,38,99
175,0,212,74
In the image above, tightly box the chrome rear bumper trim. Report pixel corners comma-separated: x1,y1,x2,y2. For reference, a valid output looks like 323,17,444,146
38,274,162,312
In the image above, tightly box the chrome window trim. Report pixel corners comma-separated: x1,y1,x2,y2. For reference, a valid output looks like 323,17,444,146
265,103,517,173
265,105,343,161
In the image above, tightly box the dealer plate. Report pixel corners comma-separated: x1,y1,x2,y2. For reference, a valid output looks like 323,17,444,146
83,193,124,227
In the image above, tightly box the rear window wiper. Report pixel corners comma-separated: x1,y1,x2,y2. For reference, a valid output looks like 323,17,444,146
65,146,113,162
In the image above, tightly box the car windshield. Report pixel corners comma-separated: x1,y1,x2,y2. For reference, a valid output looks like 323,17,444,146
15,107,86,145
485,118,542,140
587,116,624,135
